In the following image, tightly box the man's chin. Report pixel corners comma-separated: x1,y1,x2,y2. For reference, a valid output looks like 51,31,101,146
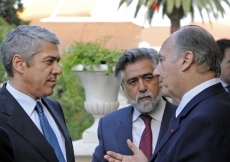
44,90,54,98
135,104,155,113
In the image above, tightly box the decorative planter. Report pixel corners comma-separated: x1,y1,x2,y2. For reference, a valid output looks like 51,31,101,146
72,64,120,143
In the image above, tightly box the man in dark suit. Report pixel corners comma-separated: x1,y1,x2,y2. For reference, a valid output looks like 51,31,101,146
104,25,230,162
0,25,75,162
0,126,15,162
93,48,176,162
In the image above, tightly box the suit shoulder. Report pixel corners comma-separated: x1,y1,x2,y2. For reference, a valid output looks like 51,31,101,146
199,92,230,109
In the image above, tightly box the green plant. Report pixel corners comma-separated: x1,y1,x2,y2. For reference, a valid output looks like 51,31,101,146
0,17,15,84
62,36,124,76
119,0,230,33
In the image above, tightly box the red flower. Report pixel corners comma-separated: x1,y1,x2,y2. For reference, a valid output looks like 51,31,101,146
152,2,159,10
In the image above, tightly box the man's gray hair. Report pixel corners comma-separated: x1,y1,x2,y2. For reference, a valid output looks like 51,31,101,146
0,25,60,77
115,48,159,84
172,25,220,77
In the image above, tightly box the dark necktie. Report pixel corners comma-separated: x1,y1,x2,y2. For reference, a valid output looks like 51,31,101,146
226,85,230,93
139,114,152,160
35,101,65,162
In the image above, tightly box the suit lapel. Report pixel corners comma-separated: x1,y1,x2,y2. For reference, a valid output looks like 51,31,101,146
2,94,58,161
149,114,180,161
115,106,133,155
42,99,69,138
150,83,225,161
156,98,177,147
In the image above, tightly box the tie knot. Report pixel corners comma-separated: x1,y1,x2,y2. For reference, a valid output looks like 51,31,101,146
140,114,152,126
35,101,44,113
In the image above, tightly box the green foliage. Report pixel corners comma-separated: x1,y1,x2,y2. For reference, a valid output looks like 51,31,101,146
119,0,230,33
62,36,124,76
0,18,14,41
120,0,230,22
0,17,15,83
0,0,28,25
0,0,28,83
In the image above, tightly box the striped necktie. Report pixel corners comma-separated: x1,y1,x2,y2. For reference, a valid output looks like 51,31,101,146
139,114,152,160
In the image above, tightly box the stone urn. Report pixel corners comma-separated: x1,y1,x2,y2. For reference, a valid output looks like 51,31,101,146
72,64,120,160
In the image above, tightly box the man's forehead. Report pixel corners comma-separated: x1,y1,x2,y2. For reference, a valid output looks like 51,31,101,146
159,36,175,54
158,46,167,57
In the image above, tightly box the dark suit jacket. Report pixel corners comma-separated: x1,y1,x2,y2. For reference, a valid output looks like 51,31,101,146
0,126,15,162
92,97,176,162
150,83,230,162
0,84,75,162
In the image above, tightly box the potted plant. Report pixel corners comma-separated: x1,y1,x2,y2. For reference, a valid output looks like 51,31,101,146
61,36,124,154
62,36,123,75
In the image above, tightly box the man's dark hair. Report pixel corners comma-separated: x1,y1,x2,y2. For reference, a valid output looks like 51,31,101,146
216,39,230,61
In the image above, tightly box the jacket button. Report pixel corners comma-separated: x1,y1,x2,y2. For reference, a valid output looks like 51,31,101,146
170,129,174,133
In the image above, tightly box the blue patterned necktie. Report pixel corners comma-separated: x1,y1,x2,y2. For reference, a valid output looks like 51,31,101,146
35,101,65,162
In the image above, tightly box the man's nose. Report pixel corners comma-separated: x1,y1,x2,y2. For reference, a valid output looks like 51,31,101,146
53,62,62,75
139,80,147,93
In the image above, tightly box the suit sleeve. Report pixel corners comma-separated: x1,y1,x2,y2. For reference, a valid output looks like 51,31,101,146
92,118,107,162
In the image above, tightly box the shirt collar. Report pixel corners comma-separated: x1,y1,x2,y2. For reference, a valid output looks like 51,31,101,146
6,82,37,116
176,78,219,117
132,97,166,122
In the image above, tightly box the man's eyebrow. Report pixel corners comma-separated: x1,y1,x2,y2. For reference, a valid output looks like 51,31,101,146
142,72,153,77
126,77,137,83
44,56,60,61
126,73,153,83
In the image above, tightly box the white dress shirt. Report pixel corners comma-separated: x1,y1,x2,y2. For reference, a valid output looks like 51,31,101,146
132,97,166,153
6,82,67,161
176,78,219,118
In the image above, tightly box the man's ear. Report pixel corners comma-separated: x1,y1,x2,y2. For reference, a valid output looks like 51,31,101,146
12,54,26,74
181,51,194,72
